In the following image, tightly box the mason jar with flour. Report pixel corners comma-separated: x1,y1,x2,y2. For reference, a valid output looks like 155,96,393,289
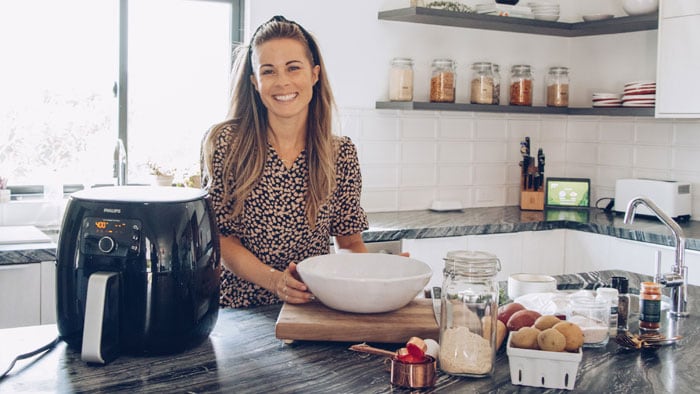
439,250,500,377
388,57,414,102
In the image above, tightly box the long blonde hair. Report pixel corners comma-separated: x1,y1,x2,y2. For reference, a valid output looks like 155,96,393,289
202,16,336,227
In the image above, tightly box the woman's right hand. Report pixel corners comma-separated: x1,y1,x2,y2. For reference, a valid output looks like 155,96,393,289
275,262,315,304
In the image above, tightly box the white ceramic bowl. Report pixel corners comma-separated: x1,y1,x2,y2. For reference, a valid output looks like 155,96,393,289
507,273,557,299
297,253,432,313
622,0,658,16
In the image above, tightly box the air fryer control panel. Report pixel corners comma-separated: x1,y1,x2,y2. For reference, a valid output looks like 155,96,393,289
80,217,142,257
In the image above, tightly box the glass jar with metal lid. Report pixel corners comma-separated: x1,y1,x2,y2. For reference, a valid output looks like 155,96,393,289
430,58,456,103
492,64,501,105
546,66,569,107
389,57,414,102
470,62,495,105
509,64,533,106
438,250,501,377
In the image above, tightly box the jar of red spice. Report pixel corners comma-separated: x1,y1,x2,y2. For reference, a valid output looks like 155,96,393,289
509,64,533,106
639,281,662,332
430,58,456,103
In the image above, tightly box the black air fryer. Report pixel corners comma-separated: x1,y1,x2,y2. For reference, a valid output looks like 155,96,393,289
56,186,221,364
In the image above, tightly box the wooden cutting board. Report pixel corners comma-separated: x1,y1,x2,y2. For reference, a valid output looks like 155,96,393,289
274,299,439,343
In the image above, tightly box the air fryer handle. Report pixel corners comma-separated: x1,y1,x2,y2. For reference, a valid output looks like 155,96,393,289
81,271,121,364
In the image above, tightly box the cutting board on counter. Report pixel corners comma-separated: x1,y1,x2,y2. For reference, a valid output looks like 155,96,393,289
275,299,439,343
0,226,52,245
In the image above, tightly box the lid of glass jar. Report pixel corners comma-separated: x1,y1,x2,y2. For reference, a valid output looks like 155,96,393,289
511,64,532,72
443,250,501,277
548,66,569,74
391,57,414,66
471,61,492,70
432,58,455,67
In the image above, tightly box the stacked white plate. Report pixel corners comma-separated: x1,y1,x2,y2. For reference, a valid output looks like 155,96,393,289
622,80,656,107
528,2,560,21
592,92,622,107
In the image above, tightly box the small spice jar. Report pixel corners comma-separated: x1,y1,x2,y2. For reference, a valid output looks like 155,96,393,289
439,250,500,377
611,276,630,331
470,62,495,105
430,58,456,103
492,64,501,105
389,57,414,102
546,66,569,107
639,281,662,332
509,64,533,106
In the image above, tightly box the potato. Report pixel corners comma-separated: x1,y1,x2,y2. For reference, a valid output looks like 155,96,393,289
553,321,585,352
537,328,567,352
510,327,540,350
482,316,508,350
497,302,526,326
534,315,562,331
506,309,542,332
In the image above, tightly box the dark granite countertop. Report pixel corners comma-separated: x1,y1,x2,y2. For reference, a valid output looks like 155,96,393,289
0,270,697,393
2,206,699,266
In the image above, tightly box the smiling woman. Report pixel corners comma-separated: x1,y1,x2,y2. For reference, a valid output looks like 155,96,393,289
0,0,241,191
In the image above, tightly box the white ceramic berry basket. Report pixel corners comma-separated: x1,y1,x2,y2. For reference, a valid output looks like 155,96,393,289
506,333,583,390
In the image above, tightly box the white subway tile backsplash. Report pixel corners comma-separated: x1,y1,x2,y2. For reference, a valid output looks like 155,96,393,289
437,142,473,164
362,142,399,164
635,122,673,145
634,146,671,169
400,166,436,187
439,116,474,140
346,107,700,219
401,141,436,164
474,142,507,163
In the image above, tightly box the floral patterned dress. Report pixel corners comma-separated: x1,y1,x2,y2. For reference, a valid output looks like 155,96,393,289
208,125,368,308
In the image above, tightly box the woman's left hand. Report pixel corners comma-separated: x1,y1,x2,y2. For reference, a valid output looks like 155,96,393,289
277,262,315,304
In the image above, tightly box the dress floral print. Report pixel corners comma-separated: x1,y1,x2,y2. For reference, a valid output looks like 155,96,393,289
208,125,368,308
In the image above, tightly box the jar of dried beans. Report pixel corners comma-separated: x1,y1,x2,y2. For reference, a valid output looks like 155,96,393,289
430,58,456,103
388,57,414,102
439,250,500,377
470,62,495,105
509,64,533,106
546,66,569,107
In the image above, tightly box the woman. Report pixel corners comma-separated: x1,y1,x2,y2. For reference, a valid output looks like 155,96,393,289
201,16,369,308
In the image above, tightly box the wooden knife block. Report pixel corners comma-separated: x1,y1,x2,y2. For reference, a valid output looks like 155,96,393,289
520,163,544,211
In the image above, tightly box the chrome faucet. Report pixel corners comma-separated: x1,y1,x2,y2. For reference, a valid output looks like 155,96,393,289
624,196,689,317
113,139,127,186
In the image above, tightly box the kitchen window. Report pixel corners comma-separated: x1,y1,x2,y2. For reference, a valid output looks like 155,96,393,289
0,0,242,194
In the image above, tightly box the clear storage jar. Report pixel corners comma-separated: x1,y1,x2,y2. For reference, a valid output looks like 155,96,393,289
389,57,414,102
509,64,533,106
470,62,494,105
430,58,456,103
492,64,501,105
567,297,609,348
438,250,500,377
546,66,569,107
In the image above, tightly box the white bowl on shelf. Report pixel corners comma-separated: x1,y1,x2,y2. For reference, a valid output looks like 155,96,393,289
297,253,432,314
622,0,659,16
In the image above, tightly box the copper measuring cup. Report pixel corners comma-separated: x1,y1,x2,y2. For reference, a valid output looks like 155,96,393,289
350,343,437,389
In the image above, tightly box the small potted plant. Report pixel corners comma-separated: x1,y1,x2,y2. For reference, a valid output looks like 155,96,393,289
0,176,9,203
146,161,176,187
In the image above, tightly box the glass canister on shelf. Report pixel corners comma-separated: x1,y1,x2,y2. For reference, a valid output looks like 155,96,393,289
430,58,456,103
388,57,414,102
439,250,500,377
546,66,569,107
509,64,533,106
470,62,494,105
492,64,501,105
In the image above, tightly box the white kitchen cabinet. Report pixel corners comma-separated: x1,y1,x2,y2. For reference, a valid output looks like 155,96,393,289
521,229,566,276
655,0,700,118
0,263,41,328
564,230,609,274
466,233,523,282
401,236,468,290
41,261,56,324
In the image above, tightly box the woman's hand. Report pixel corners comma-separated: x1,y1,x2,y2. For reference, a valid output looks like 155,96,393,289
276,262,315,304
